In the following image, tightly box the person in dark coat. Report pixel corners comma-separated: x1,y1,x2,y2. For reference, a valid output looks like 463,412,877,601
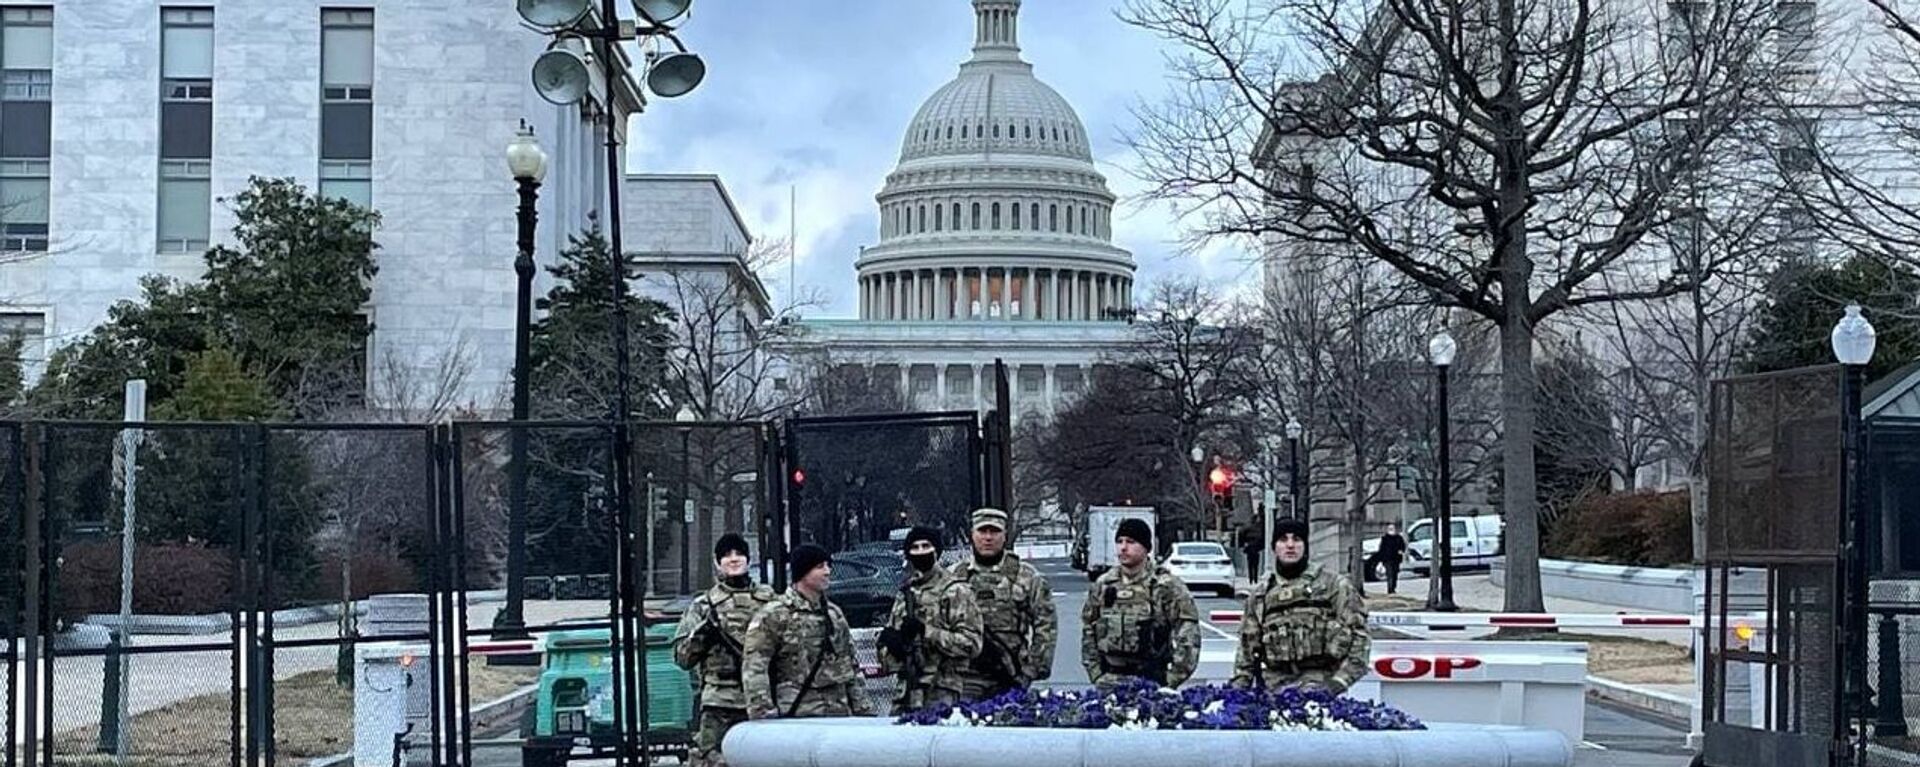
1374,524,1407,594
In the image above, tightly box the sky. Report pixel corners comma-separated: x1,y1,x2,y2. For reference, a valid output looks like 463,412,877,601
626,0,1256,318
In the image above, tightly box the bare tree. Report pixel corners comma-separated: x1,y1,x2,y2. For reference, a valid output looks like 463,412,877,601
1121,0,1786,610
652,237,816,422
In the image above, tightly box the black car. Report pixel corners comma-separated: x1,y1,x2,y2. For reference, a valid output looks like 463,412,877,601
826,554,903,628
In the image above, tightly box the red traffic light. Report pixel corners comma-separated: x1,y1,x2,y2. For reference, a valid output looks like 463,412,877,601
791,468,806,485
1208,466,1233,491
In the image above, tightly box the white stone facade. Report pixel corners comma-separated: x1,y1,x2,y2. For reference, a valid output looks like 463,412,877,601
0,0,642,408
779,0,1142,417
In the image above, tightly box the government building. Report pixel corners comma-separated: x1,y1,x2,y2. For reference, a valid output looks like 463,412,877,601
771,0,1142,419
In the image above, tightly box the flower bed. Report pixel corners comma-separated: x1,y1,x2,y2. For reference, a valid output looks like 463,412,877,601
895,680,1426,732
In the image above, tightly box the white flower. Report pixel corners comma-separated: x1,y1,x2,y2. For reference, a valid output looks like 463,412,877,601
1183,711,1199,721
1203,700,1226,715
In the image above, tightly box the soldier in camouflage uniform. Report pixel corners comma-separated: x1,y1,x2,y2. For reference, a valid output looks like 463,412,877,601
1231,518,1371,694
877,526,983,710
1081,518,1201,688
672,533,778,767
949,507,1057,700
741,543,875,720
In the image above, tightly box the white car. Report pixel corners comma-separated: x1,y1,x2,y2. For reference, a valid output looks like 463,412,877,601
1362,515,1505,581
1164,542,1236,597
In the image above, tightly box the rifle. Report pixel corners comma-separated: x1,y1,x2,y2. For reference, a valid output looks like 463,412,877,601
1133,619,1174,686
892,577,927,702
979,630,1025,687
698,594,746,661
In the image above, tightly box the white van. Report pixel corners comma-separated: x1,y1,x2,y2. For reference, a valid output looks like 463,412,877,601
1361,515,1504,582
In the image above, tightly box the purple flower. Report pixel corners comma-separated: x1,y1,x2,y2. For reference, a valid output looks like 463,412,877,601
893,681,1425,732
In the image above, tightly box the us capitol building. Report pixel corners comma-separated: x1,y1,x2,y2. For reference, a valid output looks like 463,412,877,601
772,0,1141,419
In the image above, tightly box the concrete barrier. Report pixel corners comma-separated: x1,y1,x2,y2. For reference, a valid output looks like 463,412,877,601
1490,558,1765,616
1354,640,1589,744
722,718,1575,767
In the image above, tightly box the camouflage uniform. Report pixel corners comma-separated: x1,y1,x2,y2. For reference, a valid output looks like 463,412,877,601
949,552,1058,700
1080,561,1201,688
1230,562,1371,694
671,579,778,767
741,588,875,719
878,567,983,710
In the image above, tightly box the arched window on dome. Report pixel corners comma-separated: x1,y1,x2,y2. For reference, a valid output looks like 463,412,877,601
952,202,961,230
918,205,926,233
971,202,981,230
1009,122,1016,139
961,124,968,139
1049,204,1058,232
1024,123,1032,139
1081,206,1089,235
1052,125,1060,141
991,203,1001,230
992,124,999,138
946,125,954,140
1031,203,1040,230
1012,203,1021,230
976,123,983,139
935,205,943,231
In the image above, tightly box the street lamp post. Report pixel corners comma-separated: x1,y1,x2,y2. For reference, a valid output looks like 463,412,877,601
1285,418,1303,521
676,404,696,595
1832,304,1879,734
517,2,706,761
496,122,547,640
1428,329,1459,612
1190,445,1205,550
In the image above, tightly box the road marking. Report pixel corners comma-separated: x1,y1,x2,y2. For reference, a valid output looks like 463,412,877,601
1579,740,1608,750
1199,621,1237,642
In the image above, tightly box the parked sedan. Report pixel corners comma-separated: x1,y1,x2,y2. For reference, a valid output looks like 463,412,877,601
1164,542,1236,598
826,555,903,628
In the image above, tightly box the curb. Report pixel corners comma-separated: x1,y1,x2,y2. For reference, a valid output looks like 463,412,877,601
1585,675,1693,724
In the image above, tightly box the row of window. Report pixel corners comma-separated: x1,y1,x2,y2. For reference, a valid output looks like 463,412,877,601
1664,0,1814,71
913,117,1083,151
0,7,376,256
885,198,1110,239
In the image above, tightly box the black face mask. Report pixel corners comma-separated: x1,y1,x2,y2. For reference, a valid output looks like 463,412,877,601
907,551,938,572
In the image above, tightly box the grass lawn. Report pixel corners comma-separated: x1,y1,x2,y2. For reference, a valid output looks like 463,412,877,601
48,657,540,766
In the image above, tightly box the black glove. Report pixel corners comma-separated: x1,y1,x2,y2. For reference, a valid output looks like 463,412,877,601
696,619,726,644
878,626,910,659
900,614,926,641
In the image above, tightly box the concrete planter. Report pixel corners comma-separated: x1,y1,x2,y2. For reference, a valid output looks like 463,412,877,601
1491,558,1764,616
722,718,1574,767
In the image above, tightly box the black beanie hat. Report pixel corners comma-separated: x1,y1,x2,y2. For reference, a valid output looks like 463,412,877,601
1273,518,1311,545
714,533,750,561
789,544,831,582
902,525,941,553
1116,518,1153,550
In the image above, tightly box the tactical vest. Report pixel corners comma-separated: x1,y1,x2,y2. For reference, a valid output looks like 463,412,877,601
1254,568,1355,666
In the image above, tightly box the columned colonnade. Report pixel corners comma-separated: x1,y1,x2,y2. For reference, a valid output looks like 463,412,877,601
857,266,1131,321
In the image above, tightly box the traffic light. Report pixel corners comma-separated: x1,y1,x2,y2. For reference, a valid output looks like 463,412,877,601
791,468,806,486
1208,465,1234,494
647,485,669,520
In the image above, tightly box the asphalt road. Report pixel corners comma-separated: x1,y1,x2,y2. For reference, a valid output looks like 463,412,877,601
471,559,1698,766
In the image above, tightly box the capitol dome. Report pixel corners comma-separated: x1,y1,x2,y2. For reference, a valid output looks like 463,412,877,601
855,0,1135,325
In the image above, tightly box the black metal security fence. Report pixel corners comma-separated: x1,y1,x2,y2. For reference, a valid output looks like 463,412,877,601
2,411,1003,766
0,419,789,767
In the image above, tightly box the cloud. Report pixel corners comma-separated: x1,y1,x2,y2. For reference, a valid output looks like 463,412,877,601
628,1,1245,314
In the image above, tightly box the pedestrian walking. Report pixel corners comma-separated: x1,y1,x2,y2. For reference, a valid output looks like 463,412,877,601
1375,524,1406,594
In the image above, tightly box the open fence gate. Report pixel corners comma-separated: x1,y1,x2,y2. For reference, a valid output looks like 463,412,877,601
775,360,1015,588
1703,366,1855,767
